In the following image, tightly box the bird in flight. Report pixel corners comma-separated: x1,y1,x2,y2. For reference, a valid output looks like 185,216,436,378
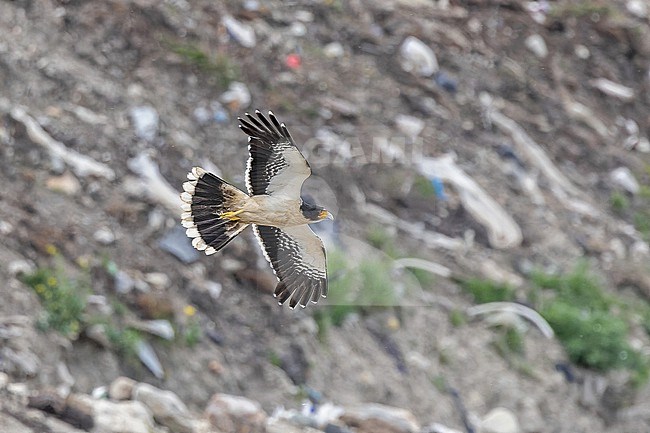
180,110,333,309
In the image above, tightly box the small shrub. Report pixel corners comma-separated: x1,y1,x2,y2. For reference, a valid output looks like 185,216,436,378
169,42,240,88
314,249,397,335
105,326,142,357
610,191,629,214
22,267,86,338
449,309,465,327
533,263,649,383
461,278,515,304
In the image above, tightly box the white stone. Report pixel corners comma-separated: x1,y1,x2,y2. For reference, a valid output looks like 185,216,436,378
133,383,195,433
610,166,639,194
324,42,345,58
205,393,267,433
395,114,425,141
94,227,116,245
341,403,420,433
481,407,520,433
399,36,438,77
525,34,547,59
220,81,251,110
222,15,256,48
92,398,155,433
627,0,648,18
575,44,590,59
129,106,159,141
109,376,137,400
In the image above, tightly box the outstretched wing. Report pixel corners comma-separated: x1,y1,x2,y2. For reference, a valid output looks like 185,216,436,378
253,224,328,309
239,110,311,199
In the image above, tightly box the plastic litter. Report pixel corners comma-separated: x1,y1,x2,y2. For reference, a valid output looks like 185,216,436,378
285,53,302,69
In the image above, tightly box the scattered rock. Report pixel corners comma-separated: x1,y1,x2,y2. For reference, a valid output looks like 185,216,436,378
8,259,35,276
590,78,635,101
324,42,345,58
399,36,438,77
220,82,251,111
133,382,195,433
610,167,639,194
144,272,171,289
395,114,425,141
0,372,8,389
129,105,159,142
93,227,116,245
0,347,40,377
480,407,520,433
129,319,175,340
91,397,156,433
46,171,81,195
525,34,547,59
222,15,256,48
135,340,164,379
159,226,201,264
340,403,420,433
626,0,648,18
113,270,136,294
204,393,267,433
109,376,137,401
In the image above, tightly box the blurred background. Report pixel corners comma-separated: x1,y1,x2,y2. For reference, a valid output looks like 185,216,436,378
1,0,650,432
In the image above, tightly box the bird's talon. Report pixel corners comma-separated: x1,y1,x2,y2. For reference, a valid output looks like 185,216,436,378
221,209,243,221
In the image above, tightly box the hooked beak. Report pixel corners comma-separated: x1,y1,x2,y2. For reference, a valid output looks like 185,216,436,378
319,210,334,220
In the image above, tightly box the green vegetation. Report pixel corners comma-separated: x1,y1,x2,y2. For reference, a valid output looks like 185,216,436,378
22,266,87,338
313,249,397,338
460,262,650,384
634,211,650,241
106,326,142,357
532,263,649,384
182,320,202,347
549,1,613,19
168,41,240,88
449,309,466,327
412,174,437,198
365,224,398,257
460,278,516,304
610,191,629,214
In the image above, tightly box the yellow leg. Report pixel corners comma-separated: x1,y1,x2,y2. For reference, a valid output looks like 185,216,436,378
221,209,244,221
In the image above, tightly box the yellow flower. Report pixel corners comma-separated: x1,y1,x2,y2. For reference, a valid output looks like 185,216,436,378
45,244,58,256
183,305,196,317
35,283,46,294
47,276,57,287
76,256,90,269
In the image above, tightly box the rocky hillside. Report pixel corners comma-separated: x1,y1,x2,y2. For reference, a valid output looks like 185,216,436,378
1,0,650,432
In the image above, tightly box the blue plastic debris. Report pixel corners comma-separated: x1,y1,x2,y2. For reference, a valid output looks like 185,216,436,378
431,177,448,201
434,71,457,94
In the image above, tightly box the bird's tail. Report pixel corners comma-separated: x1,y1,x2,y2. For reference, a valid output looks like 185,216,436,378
181,167,249,255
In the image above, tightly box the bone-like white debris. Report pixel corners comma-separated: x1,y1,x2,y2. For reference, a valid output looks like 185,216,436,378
10,106,115,180
467,301,554,339
394,257,452,278
418,153,523,249
127,152,183,214
589,78,635,102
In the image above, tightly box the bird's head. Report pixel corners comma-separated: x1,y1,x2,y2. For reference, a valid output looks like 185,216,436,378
301,201,334,222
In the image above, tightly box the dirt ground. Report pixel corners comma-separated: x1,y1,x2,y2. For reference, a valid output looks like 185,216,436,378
1,0,650,432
